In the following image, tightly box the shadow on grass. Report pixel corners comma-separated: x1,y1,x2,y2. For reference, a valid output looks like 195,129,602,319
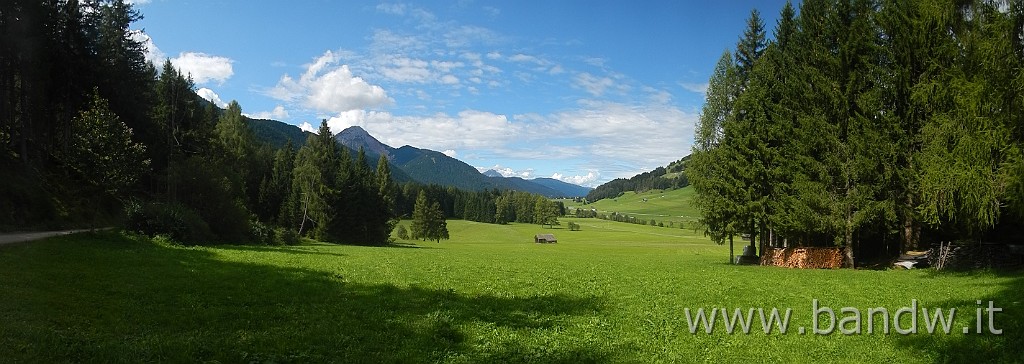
212,244,351,258
0,232,617,363
896,269,1024,363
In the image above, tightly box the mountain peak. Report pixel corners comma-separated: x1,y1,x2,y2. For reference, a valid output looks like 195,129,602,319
339,125,369,136
335,126,393,160
482,169,504,178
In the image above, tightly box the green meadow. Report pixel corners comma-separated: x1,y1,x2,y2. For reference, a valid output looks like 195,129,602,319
1,219,1020,363
567,187,701,226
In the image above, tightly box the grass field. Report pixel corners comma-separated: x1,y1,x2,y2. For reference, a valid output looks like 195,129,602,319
566,187,701,226
1,219,1021,363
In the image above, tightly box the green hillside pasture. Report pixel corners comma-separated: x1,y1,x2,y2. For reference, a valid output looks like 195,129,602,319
0,221,1020,363
568,187,700,226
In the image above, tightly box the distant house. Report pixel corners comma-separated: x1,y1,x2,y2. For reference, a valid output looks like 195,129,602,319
534,234,557,244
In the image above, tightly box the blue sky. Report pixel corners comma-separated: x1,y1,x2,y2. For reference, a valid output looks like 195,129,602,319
132,0,788,187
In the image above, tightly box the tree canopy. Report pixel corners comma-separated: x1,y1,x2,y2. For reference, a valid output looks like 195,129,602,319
688,0,1024,266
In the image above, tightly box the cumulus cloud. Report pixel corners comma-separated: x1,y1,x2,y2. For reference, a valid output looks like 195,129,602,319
317,109,518,151
298,121,317,134
551,171,600,186
267,50,391,114
196,88,227,108
477,165,534,178
542,100,696,164
442,149,458,158
302,97,693,186
130,31,164,66
171,52,234,85
248,105,290,120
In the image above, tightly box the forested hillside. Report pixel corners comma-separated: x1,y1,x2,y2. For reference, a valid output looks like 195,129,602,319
688,0,1024,266
586,155,689,202
0,0,570,245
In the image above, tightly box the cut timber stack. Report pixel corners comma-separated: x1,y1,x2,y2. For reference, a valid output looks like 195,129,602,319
761,247,843,269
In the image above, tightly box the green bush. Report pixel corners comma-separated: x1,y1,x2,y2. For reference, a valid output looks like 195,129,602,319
250,219,275,245
396,225,410,240
275,227,300,246
124,200,213,244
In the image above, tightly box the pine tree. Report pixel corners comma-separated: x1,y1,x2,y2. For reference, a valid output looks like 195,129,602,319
411,190,448,243
291,120,338,240
734,9,766,85
691,51,740,256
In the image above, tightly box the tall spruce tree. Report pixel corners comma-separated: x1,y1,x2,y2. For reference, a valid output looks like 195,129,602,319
691,51,741,260
412,190,448,243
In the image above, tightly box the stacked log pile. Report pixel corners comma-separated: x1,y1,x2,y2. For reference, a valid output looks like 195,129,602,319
761,247,843,269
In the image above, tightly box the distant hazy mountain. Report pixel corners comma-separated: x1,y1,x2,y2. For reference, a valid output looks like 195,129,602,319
482,169,504,178
531,177,593,198
332,125,592,197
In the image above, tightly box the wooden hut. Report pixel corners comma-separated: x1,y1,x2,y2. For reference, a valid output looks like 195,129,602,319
534,234,557,244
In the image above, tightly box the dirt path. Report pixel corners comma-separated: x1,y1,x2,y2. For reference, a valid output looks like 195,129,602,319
0,228,110,246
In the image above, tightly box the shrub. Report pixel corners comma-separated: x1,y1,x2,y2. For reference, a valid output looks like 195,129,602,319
124,200,213,244
250,219,275,245
276,227,300,246
396,225,410,240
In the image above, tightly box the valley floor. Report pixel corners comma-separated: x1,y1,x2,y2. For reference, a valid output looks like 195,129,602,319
0,219,1020,363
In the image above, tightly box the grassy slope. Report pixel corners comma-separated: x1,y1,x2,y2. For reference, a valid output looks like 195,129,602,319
1,223,1021,363
567,187,700,225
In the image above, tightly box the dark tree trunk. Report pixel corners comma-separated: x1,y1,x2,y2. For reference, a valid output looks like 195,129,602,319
729,234,734,264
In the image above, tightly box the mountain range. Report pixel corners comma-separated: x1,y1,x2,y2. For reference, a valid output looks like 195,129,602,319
244,117,591,197
334,126,592,197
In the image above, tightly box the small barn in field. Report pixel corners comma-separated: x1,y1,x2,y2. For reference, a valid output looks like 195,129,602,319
534,234,557,244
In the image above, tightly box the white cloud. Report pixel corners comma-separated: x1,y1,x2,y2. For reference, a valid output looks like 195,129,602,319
320,98,694,179
298,121,317,134
196,87,227,108
170,52,234,85
440,74,460,85
380,57,431,83
321,109,518,151
267,50,391,114
509,53,541,63
486,52,502,60
680,82,709,94
575,73,615,97
477,165,534,178
442,149,458,158
431,60,464,73
551,171,600,186
444,25,501,48
376,3,407,15
130,31,164,65
544,100,696,164
248,105,290,120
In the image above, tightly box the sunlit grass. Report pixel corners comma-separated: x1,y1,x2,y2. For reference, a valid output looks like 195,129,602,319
566,187,701,225
0,220,1020,363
